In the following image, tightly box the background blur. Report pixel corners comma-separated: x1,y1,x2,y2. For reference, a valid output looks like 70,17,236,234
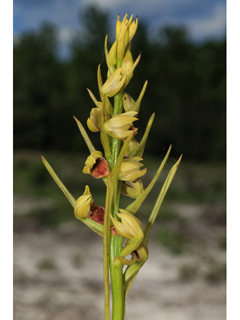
14,2,226,320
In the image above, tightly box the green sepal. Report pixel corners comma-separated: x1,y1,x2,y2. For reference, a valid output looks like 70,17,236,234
131,80,148,112
87,88,102,109
41,156,103,237
124,260,144,297
131,112,155,158
120,238,143,258
73,116,96,153
97,64,113,116
105,35,115,75
143,154,183,247
126,145,172,214
113,256,136,267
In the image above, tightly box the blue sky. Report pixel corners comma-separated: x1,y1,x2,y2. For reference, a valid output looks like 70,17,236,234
14,0,226,57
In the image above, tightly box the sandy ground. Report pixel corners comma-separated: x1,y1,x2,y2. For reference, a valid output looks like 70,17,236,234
14,215,226,320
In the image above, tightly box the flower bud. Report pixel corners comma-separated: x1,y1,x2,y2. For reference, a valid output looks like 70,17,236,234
122,50,133,75
117,18,128,60
101,68,126,97
124,138,139,157
132,244,148,262
123,92,135,112
129,16,138,41
119,157,147,182
123,53,141,88
116,14,122,39
74,185,93,219
121,50,135,87
111,209,144,240
122,81,148,113
103,111,138,140
83,151,110,179
87,108,102,132
108,40,117,69
121,178,144,198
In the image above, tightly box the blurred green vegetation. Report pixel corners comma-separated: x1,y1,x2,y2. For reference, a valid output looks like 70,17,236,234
14,6,225,162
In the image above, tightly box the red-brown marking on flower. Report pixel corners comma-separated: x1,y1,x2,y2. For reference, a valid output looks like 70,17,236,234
91,158,110,178
131,249,140,260
90,204,105,224
110,225,119,236
129,126,138,135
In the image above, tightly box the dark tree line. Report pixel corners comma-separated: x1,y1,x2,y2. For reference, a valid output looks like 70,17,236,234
14,6,226,161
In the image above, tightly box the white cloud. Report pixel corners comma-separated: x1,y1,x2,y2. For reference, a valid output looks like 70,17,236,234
185,3,226,39
14,0,226,45
58,26,76,43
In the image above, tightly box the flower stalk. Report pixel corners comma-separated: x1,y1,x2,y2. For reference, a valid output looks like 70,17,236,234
41,13,182,320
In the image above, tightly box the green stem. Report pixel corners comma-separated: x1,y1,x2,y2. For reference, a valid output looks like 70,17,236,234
103,177,113,320
110,181,124,320
110,92,125,320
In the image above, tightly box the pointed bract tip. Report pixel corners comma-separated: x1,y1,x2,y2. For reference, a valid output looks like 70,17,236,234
176,154,183,167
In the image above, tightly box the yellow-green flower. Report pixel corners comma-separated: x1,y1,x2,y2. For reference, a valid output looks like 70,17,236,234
123,92,135,112
87,108,102,132
103,111,138,140
74,185,93,219
124,138,139,157
121,178,144,198
110,209,144,240
101,68,126,97
83,151,110,178
132,244,148,262
121,50,141,88
107,40,117,72
119,157,147,182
